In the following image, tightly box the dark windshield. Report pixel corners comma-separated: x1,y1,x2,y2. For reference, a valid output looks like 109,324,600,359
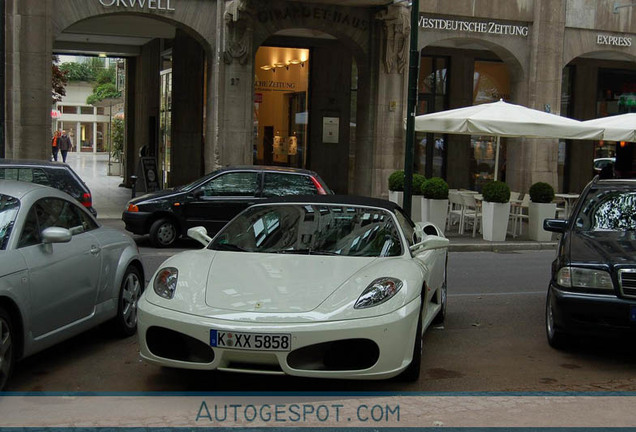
574,188,636,232
0,194,20,250
209,203,403,257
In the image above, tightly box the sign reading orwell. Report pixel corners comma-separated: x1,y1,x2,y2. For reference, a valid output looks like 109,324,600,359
98,0,175,11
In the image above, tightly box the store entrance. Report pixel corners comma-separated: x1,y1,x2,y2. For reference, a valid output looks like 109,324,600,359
253,46,309,168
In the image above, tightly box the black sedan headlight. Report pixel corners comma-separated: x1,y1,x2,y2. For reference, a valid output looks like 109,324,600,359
354,277,403,309
154,267,179,299
556,266,613,290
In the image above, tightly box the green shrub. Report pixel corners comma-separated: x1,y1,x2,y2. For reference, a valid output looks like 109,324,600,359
421,177,449,199
482,180,511,203
528,182,555,203
388,171,426,194
388,170,404,191
412,173,426,195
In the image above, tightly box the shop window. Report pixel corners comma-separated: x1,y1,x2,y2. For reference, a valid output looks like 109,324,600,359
253,46,309,169
416,55,449,178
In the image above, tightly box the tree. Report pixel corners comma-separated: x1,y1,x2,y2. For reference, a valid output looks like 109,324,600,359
52,55,68,103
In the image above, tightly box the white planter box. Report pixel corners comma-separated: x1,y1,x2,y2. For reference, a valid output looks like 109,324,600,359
388,190,403,207
528,202,557,241
482,201,510,241
421,198,449,233
388,191,423,222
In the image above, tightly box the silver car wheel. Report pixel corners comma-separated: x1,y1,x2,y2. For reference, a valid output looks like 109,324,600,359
121,270,142,329
0,312,14,390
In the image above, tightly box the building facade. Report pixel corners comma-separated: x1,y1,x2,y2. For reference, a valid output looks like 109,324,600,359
4,0,636,197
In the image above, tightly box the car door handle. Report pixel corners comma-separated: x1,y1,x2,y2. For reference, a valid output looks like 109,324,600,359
90,245,101,255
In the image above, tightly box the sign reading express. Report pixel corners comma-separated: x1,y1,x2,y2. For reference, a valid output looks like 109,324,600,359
420,16,529,37
98,0,175,11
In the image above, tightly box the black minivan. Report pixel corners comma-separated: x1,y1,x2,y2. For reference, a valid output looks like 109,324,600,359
122,165,332,247
0,159,97,216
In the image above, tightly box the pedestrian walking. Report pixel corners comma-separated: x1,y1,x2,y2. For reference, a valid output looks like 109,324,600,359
51,130,60,161
58,130,72,163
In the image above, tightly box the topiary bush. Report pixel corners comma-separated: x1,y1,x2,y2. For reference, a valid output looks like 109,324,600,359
412,173,426,195
528,182,555,203
388,170,404,191
421,177,449,199
482,180,511,203
388,171,426,194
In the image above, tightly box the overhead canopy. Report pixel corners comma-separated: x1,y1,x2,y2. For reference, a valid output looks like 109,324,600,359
414,100,604,140
413,100,605,180
582,113,636,142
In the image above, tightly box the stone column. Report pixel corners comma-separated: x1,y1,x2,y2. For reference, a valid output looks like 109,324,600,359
371,3,410,198
217,0,254,166
5,0,51,160
509,0,567,193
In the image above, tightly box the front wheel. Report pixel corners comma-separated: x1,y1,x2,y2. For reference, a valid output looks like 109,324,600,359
149,218,178,248
112,266,143,337
546,287,568,349
0,306,15,391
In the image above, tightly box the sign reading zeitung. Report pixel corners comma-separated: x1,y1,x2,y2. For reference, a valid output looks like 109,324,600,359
98,0,175,11
420,16,529,37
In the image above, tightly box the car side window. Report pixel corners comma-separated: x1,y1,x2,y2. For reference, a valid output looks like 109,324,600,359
0,167,51,187
262,173,317,197
34,198,84,234
394,208,415,247
48,169,82,200
17,205,41,248
201,172,258,197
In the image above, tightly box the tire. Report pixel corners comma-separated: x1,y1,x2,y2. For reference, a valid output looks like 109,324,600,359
149,218,178,248
546,287,568,349
112,266,143,337
398,303,423,382
0,306,15,391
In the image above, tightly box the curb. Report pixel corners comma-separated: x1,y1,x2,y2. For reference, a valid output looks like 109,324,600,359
449,241,558,252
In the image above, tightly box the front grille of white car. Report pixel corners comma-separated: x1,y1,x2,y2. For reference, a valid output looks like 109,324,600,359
618,268,636,299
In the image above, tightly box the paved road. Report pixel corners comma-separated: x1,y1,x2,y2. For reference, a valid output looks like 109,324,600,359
7,246,636,392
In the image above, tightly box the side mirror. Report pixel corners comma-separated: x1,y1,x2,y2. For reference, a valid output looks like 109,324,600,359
41,227,72,244
187,226,212,246
410,235,449,253
543,218,567,233
191,188,204,199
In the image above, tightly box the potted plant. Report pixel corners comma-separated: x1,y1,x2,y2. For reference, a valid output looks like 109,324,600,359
481,180,511,241
388,170,426,222
420,177,449,232
388,170,405,206
528,181,556,241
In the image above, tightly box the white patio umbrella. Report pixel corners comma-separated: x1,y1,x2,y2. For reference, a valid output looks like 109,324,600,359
582,113,636,142
413,100,605,180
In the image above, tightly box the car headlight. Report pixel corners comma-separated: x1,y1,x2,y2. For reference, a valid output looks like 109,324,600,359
556,266,613,290
154,267,179,299
354,277,403,309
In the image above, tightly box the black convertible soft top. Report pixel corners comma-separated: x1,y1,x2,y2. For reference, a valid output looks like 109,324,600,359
258,194,402,212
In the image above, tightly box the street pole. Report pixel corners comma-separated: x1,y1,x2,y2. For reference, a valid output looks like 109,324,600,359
403,0,419,216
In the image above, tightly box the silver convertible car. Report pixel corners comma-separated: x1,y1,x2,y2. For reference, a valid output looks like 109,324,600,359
0,180,145,390
138,195,448,381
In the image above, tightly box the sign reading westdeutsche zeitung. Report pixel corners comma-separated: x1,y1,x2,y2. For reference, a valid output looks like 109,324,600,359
420,16,529,37
98,0,175,11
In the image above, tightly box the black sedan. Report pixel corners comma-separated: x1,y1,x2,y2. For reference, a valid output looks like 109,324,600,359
122,165,332,247
543,177,636,348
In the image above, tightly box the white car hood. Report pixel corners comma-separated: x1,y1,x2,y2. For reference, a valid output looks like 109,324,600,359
204,252,376,313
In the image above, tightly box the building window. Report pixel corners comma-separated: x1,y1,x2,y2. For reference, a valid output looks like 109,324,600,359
416,55,449,178
61,106,77,114
80,106,94,115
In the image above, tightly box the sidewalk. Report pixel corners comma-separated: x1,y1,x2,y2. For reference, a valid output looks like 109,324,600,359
69,152,558,252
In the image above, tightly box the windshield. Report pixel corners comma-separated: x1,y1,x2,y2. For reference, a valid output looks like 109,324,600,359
209,203,403,257
0,194,20,250
573,188,636,232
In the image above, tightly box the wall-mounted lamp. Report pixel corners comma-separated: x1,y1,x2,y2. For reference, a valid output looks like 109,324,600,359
98,53,107,58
